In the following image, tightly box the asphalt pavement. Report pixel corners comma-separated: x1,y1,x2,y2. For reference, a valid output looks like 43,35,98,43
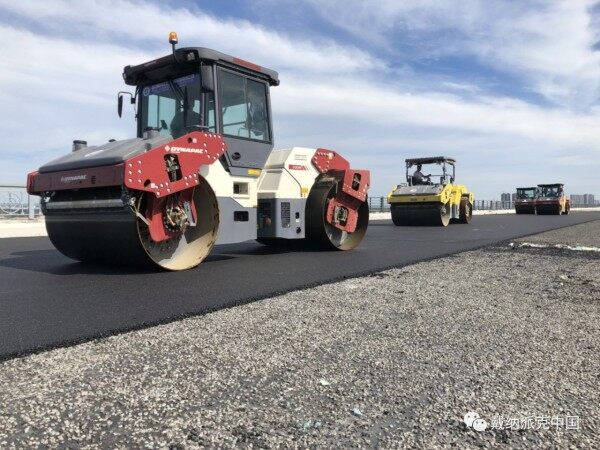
1,219,598,448
1,212,599,360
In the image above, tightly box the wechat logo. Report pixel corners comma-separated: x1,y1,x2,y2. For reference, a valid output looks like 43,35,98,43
464,411,488,432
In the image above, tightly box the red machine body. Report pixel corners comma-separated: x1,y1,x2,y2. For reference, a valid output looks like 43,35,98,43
122,132,225,197
28,131,226,243
312,148,370,233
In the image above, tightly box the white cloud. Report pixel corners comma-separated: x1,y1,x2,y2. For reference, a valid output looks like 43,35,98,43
0,0,598,198
304,0,600,108
0,23,143,156
0,0,383,75
276,75,600,145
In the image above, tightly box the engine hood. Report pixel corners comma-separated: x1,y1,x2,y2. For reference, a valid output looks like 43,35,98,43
38,134,173,173
390,185,444,196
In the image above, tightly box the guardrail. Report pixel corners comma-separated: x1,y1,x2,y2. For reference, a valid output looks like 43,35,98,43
474,200,513,210
1,187,597,219
0,185,40,219
368,198,521,211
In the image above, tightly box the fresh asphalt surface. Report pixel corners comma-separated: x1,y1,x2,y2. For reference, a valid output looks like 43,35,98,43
1,212,599,360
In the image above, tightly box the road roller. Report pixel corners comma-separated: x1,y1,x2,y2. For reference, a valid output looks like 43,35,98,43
536,183,570,215
514,187,538,214
26,33,370,270
387,157,474,226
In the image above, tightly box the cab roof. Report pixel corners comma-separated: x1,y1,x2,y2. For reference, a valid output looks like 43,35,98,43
517,187,537,190
405,156,456,165
123,47,279,86
537,183,564,187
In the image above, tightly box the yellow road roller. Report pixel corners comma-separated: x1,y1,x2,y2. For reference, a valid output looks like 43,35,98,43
387,157,474,226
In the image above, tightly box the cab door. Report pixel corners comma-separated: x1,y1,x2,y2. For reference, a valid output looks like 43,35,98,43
216,67,273,174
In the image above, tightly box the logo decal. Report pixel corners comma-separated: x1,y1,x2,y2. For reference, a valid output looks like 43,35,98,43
165,145,206,154
288,164,307,171
60,175,87,183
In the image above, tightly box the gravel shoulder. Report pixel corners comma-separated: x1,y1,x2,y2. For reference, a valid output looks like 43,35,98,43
0,222,598,448
515,218,600,247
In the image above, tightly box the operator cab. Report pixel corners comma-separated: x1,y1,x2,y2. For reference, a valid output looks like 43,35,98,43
537,183,563,198
516,187,538,199
120,34,279,173
405,157,456,186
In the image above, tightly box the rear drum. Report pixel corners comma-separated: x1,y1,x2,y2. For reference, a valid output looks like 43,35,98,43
391,202,451,227
305,179,369,250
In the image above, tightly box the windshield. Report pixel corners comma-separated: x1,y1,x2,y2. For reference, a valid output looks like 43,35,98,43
517,188,537,199
407,162,453,186
539,186,561,197
140,73,206,138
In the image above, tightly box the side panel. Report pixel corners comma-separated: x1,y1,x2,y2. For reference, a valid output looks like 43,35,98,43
28,164,124,193
222,136,273,171
200,159,260,244
257,198,306,239
258,147,321,197
256,148,319,239
215,197,257,244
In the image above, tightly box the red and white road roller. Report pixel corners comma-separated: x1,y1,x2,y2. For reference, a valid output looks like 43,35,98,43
26,33,370,270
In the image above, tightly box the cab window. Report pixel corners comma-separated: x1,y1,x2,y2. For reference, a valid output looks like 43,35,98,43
141,73,201,138
218,69,270,142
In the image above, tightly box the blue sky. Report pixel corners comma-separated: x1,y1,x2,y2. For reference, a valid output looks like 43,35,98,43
0,0,599,198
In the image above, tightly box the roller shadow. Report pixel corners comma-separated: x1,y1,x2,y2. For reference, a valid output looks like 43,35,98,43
219,240,343,257
0,249,237,275
0,236,368,275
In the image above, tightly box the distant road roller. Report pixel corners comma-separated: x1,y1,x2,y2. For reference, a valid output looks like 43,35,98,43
536,183,570,215
26,33,370,270
387,157,474,226
514,187,538,214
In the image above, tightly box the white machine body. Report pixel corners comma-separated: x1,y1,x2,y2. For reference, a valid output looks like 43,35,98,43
200,147,321,243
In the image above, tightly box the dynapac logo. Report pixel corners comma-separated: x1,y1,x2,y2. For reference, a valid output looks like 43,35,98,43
60,175,87,183
165,145,206,154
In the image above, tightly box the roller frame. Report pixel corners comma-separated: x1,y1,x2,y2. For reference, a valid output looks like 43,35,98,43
311,148,370,233
122,131,225,242
122,131,226,198
28,131,226,244
305,178,369,250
